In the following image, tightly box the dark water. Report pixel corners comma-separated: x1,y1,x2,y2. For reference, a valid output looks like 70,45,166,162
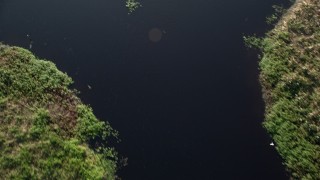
0,0,290,179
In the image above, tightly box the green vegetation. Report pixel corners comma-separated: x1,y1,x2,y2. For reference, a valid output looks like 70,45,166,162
246,0,320,179
126,0,141,14
0,44,118,179
266,5,287,25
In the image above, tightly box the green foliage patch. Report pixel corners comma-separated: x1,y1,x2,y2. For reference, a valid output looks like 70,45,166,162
0,45,118,179
126,0,141,14
246,0,320,179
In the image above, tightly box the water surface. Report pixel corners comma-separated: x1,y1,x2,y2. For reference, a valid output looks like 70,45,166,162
0,0,290,179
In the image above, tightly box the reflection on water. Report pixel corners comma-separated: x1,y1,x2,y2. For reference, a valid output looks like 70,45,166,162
148,28,163,42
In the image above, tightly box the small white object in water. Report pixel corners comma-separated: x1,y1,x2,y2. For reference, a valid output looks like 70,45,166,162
270,142,274,146
88,85,92,90
27,34,33,49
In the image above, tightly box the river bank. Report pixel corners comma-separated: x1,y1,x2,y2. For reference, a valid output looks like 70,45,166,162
0,44,118,179
259,0,320,178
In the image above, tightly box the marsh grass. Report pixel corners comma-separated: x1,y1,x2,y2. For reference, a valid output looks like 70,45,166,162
245,0,320,178
0,45,118,179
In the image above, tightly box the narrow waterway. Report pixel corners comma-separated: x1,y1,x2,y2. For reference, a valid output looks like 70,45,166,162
0,0,290,179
